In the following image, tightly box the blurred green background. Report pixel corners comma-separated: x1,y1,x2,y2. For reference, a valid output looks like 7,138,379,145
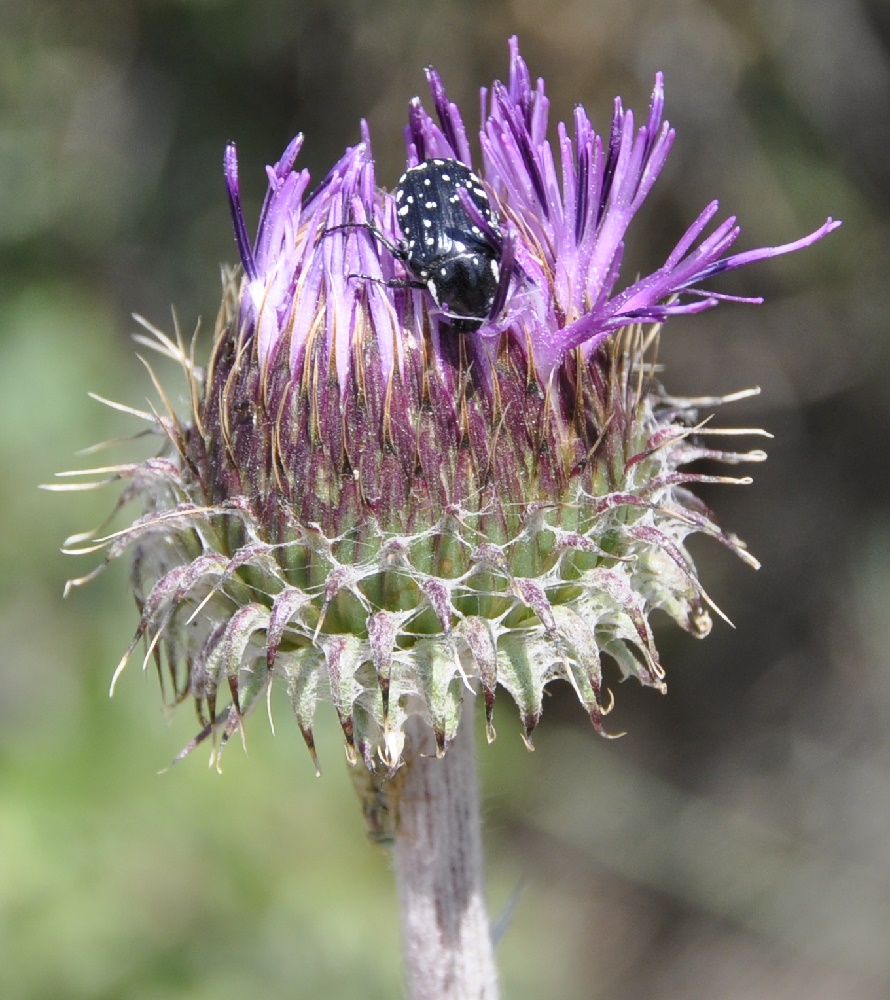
3,0,886,997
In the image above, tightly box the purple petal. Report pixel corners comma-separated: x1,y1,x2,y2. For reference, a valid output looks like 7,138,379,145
224,143,257,281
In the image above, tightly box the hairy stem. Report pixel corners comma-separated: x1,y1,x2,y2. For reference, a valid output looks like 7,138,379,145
392,701,499,999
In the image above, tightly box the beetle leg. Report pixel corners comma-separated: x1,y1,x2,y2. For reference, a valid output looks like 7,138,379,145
345,273,427,292
320,221,406,261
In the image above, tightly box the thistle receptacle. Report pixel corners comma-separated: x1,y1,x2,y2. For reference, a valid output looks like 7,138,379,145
59,37,838,778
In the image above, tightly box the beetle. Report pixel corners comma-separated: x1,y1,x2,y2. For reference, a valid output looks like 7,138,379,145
324,158,509,329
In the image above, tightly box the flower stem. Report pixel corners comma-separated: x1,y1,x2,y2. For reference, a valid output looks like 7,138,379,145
392,699,499,999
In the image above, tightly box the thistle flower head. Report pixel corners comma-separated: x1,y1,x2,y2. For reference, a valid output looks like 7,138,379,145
61,38,838,775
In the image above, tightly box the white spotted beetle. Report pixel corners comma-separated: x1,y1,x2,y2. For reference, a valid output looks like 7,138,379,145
324,158,511,329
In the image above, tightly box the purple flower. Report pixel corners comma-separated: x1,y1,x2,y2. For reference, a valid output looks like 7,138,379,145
225,36,837,381
61,37,838,780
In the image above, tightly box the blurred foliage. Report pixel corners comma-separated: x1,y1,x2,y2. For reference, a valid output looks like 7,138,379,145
2,0,889,997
